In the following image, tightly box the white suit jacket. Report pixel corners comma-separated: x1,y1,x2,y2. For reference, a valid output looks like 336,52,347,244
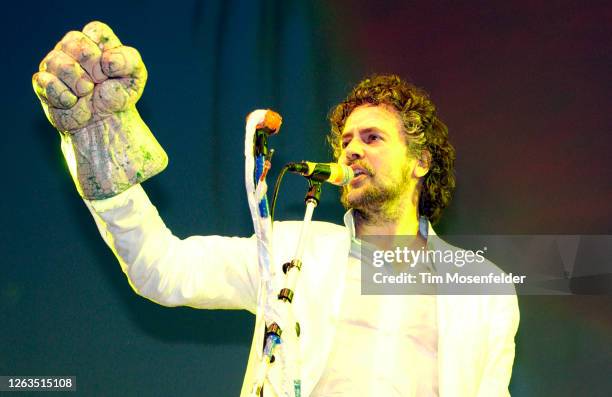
86,185,519,397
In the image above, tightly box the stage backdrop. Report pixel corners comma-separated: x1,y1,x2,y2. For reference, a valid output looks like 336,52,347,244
1,0,610,395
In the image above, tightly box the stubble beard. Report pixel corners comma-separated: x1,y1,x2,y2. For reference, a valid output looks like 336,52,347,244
340,165,412,224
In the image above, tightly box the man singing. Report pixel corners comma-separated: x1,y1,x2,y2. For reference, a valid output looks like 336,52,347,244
33,21,519,397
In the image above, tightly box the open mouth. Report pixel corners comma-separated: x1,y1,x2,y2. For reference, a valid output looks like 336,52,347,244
350,170,368,185
348,165,371,186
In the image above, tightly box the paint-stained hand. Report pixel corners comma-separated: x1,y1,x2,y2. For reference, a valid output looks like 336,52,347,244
32,21,147,133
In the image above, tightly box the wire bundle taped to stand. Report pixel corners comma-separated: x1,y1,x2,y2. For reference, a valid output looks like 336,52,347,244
244,110,345,396
244,109,302,397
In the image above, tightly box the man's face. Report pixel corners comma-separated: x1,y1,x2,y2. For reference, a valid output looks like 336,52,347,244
339,104,421,215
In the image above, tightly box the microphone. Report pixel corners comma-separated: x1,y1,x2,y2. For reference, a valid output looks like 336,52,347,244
287,162,354,186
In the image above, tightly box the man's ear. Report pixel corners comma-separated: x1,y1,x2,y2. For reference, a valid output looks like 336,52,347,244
414,149,431,178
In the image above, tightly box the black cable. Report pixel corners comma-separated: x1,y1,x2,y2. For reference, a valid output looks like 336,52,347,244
270,164,291,223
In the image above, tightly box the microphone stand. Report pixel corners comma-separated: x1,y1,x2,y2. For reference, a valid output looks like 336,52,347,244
246,110,334,397
279,180,321,303
253,180,322,397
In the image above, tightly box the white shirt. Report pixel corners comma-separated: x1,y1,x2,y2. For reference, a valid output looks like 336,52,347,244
311,213,439,396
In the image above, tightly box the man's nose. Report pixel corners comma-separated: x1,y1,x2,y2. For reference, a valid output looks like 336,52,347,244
344,139,364,161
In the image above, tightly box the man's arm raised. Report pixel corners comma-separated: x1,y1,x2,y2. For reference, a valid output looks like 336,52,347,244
32,22,260,312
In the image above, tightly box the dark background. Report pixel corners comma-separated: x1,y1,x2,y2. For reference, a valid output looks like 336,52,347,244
1,0,611,395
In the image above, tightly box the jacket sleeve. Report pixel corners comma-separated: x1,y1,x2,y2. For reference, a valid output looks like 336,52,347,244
476,294,520,397
84,184,260,313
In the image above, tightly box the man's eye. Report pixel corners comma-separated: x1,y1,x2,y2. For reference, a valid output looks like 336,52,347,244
341,141,349,148
368,134,381,142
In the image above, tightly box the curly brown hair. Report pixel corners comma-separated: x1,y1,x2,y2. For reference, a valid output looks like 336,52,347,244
328,74,456,224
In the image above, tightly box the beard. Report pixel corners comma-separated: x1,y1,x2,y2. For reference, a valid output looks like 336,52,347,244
340,162,413,222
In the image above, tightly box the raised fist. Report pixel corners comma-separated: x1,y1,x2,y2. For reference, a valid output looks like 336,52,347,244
33,21,146,132
33,22,167,200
